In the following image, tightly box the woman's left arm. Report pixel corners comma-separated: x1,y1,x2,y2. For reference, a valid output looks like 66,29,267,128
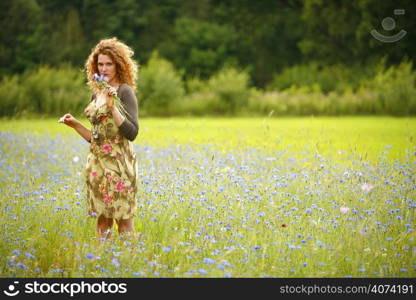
111,105,126,127
111,86,139,141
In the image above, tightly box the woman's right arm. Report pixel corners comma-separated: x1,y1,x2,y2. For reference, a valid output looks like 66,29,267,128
74,122,92,143
58,113,91,143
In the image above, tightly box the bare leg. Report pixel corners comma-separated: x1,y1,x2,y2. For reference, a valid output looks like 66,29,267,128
116,218,134,239
97,215,114,240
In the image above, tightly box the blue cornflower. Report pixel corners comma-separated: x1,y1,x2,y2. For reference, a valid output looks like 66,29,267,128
111,258,120,268
221,260,234,268
12,249,20,256
198,268,208,275
17,263,27,269
203,258,215,265
86,253,95,259
25,252,35,259
162,246,171,253
213,249,222,255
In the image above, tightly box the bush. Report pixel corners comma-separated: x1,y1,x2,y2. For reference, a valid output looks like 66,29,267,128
0,75,25,117
268,62,378,93
0,65,89,118
206,67,250,114
138,52,185,116
22,65,89,116
359,60,416,115
1,58,415,118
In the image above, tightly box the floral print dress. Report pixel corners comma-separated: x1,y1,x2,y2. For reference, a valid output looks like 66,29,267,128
83,91,138,220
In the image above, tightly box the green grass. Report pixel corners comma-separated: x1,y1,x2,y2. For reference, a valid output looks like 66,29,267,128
0,116,415,278
1,116,415,162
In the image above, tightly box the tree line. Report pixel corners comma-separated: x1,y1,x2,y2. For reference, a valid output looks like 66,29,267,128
1,0,415,88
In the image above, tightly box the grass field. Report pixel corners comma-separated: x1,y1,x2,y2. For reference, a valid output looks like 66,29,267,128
0,116,415,277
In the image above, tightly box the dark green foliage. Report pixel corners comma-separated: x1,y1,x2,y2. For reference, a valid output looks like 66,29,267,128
0,0,415,116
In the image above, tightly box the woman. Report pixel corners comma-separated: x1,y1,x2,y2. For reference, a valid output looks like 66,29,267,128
58,37,139,240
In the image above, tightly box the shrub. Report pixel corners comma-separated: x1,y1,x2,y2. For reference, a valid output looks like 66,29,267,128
268,62,379,93
22,65,89,116
206,67,250,114
138,52,185,116
359,60,416,115
0,75,25,117
0,65,89,118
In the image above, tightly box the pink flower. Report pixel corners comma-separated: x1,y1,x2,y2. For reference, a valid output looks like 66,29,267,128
102,144,112,154
361,184,374,192
103,194,112,203
91,171,97,177
340,206,350,214
116,152,122,159
108,176,113,183
116,181,125,192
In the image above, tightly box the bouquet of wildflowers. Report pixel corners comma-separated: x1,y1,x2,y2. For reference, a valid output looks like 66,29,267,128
92,72,130,117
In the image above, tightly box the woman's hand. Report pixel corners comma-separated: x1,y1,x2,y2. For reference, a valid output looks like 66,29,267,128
106,86,117,108
58,113,79,128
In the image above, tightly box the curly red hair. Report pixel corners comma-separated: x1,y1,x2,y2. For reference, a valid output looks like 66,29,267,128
85,37,138,92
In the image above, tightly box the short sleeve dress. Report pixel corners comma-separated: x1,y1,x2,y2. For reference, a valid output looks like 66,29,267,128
83,84,139,220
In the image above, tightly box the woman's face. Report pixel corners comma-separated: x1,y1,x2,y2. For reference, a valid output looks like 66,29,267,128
97,54,117,84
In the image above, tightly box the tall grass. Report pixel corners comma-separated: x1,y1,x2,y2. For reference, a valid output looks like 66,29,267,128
0,59,415,117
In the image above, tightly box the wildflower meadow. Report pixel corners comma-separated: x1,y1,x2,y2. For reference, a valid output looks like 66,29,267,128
0,117,415,278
